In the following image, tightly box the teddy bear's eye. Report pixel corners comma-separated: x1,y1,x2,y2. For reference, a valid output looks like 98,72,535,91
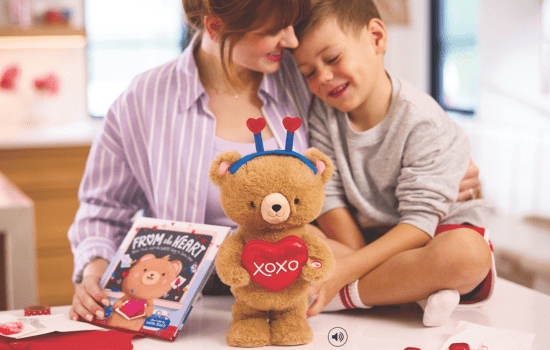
162,273,165,276
250,202,256,208
144,268,147,272
294,198,299,204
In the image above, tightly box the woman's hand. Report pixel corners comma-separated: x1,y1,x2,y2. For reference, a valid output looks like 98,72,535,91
457,159,481,201
69,258,110,322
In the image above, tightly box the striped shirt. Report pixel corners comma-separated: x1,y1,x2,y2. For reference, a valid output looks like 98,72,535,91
68,35,311,283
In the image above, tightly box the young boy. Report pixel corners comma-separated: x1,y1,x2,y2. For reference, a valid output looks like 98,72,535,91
292,0,496,326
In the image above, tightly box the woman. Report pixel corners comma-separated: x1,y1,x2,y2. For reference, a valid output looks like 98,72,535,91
69,0,312,322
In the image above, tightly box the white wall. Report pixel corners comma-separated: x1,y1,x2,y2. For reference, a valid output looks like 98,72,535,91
462,0,550,217
384,0,431,93
478,0,550,130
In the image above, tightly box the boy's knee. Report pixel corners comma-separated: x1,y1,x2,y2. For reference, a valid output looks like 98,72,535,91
429,229,492,287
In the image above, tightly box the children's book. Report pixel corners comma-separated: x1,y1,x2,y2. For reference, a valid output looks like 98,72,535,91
87,217,231,341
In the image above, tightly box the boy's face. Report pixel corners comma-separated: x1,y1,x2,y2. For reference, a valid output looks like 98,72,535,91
293,17,386,115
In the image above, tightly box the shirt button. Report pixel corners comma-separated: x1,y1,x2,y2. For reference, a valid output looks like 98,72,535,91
10,342,30,349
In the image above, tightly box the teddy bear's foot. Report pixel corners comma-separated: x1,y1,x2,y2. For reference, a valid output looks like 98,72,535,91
269,300,313,346
270,315,313,345
226,318,271,347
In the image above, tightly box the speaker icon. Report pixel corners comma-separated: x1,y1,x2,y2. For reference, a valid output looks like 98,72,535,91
328,327,348,347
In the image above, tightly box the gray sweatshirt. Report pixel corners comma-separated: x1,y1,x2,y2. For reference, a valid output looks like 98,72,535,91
308,73,492,237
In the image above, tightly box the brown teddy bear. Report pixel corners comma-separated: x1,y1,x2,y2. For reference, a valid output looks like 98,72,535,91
210,117,335,347
106,254,182,332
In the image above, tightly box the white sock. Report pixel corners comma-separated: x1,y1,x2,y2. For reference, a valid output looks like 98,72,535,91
417,289,460,327
321,280,371,312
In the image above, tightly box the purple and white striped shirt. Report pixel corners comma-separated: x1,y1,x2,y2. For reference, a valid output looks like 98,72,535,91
68,36,312,283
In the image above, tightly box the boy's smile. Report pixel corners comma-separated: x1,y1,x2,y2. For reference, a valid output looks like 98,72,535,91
294,17,391,128
328,82,349,98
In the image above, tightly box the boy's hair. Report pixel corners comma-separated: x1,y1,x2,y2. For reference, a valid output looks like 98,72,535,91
295,0,381,40
183,0,311,86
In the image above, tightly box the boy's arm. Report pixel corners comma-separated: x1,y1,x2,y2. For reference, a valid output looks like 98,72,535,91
307,223,430,317
339,223,429,283
316,207,366,251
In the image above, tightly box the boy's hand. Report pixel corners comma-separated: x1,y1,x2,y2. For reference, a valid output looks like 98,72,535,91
305,257,351,317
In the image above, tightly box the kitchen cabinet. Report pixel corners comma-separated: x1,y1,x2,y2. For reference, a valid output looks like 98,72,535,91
0,145,90,306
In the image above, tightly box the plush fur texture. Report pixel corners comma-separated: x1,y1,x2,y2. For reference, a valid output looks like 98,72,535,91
210,148,336,347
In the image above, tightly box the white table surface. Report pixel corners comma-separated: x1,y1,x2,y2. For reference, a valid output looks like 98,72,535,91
2,278,549,349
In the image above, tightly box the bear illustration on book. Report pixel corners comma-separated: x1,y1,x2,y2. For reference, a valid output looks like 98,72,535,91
106,254,183,332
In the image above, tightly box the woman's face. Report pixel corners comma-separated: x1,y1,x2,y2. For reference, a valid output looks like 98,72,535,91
230,20,299,75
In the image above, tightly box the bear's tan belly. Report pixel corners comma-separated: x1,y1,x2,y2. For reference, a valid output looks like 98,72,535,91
232,279,309,310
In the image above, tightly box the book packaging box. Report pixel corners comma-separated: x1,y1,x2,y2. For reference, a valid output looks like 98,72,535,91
87,217,231,341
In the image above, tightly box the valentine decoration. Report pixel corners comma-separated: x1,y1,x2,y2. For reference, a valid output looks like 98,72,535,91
241,235,308,291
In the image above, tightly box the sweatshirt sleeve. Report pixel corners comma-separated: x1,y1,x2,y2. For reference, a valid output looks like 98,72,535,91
307,99,349,216
396,105,471,236
68,86,149,284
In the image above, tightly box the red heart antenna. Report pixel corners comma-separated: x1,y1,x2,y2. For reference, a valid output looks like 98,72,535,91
246,118,266,152
283,117,302,151
283,117,302,133
246,118,266,135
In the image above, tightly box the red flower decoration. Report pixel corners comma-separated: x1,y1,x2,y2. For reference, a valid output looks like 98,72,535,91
0,65,21,92
34,73,59,95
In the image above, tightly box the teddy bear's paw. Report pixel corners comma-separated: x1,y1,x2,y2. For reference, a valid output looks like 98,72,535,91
300,265,330,283
226,319,271,347
270,316,313,346
218,269,251,288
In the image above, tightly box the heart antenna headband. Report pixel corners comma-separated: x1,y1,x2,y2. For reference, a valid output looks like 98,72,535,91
228,117,317,174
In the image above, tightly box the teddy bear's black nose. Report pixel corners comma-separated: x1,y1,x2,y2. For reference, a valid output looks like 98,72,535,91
272,204,281,212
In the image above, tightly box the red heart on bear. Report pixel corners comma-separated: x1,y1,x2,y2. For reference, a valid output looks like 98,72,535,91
246,118,266,135
120,299,146,318
283,117,302,133
241,235,308,292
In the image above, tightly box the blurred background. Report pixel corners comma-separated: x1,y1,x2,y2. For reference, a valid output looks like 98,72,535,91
0,0,549,310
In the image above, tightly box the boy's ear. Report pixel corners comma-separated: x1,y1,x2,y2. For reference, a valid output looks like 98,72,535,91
368,18,388,54
209,150,242,187
303,148,334,184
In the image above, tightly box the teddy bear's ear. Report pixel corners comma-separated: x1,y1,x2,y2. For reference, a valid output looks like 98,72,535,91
303,148,334,184
209,150,242,187
171,260,183,275
139,254,156,263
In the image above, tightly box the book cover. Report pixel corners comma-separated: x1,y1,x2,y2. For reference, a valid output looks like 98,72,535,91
87,217,231,341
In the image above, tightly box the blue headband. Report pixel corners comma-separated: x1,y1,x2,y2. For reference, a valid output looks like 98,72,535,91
228,117,317,175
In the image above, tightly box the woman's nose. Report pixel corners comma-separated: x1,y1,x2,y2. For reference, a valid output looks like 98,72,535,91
280,25,299,49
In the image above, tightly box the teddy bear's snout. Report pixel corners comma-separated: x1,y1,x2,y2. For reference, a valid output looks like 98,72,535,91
261,193,290,224
141,271,160,285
